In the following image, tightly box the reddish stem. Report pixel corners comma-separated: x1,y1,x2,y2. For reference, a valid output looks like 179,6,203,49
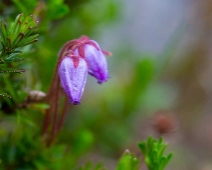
47,77,60,146
57,95,69,133
42,40,76,146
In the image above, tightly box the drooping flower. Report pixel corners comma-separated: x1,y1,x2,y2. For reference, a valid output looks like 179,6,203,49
58,52,88,105
57,36,111,105
74,36,111,84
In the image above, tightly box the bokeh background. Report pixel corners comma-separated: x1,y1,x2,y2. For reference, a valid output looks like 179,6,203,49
1,0,212,169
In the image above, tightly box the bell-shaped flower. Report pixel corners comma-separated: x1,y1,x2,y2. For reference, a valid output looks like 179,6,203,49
75,40,109,84
58,55,88,105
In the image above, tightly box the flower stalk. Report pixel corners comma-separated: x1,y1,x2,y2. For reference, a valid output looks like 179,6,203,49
42,36,111,146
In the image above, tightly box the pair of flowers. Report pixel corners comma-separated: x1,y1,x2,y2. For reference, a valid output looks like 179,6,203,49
58,36,111,105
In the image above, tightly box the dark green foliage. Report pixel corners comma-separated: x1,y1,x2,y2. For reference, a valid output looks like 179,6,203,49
0,128,68,170
0,13,38,98
138,137,173,170
0,13,38,64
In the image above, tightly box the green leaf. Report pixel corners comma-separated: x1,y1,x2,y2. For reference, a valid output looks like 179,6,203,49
152,150,158,164
138,142,146,154
0,68,25,74
9,15,23,44
1,21,8,45
4,52,22,62
116,150,140,170
17,34,38,47
24,26,36,38
12,32,25,47
23,14,34,24
138,136,173,170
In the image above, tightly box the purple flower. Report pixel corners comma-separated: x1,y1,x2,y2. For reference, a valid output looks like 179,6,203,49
74,36,111,84
57,36,111,105
58,53,88,105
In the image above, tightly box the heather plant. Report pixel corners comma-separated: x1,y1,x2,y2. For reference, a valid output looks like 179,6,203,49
0,13,38,97
0,1,174,170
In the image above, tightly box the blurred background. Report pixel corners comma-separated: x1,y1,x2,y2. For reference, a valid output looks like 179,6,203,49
1,0,212,169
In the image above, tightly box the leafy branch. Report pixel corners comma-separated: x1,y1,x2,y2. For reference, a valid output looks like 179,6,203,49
116,149,140,170
0,13,39,97
138,136,173,170
0,13,38,64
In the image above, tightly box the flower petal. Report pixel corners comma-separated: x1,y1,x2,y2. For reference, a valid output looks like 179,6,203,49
75,40,109,84
58,56,88,105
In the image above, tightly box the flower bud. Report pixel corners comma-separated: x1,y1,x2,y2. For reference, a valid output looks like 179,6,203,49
75,40,109,84
58,56,88,105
